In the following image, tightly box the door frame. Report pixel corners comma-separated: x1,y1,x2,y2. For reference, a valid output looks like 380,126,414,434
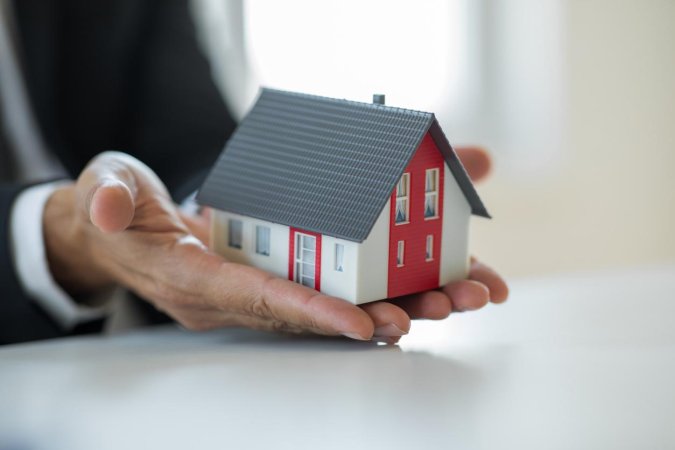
288,228,322,291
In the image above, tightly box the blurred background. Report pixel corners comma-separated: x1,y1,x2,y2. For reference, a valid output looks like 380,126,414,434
192,0,675,278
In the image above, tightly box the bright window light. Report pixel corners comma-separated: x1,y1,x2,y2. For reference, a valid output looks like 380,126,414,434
193,0,565,176
243,0,465,112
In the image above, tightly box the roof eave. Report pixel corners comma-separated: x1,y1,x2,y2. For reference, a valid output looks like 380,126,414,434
427,117,491,219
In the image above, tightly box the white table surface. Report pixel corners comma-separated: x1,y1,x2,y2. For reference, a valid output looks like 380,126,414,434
1,265,674,450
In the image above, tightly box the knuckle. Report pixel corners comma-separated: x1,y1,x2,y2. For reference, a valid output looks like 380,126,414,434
243,294,273,320
301,294,323,330
234,273,276,319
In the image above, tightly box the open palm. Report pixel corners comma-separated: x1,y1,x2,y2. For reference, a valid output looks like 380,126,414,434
47,149,507,343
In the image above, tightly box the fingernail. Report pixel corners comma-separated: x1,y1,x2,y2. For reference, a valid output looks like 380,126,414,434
372,337,400,345
341,332,369,341
373,323,408,337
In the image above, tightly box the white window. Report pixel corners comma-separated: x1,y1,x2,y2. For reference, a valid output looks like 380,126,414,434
426,235,434,261
334,243,344,272
395,173,410,224
255,225,271,255
294,233,316,288
397,240,405,267
424,168,439,219
228,219,243,249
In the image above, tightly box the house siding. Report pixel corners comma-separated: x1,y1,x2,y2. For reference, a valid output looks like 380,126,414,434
211,207,391,305
354,201,391,304
211,211,290,279
320,236,359,302
210,159,470,303
387,133,445,298
439,164,471,285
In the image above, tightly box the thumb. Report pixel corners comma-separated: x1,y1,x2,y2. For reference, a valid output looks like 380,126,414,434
77,152,138,233
89,179,135,233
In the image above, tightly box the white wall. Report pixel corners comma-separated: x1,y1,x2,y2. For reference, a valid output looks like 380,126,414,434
355,202,391,304
320,236,358,302
211,211,290,279
309,203,391,304
469,0,675,277
212,210,375,304
209,175,469,302
439,165,471,285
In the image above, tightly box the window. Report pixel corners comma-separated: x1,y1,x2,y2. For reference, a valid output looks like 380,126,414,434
396,240,405,267
228,219,243,249
424,168,439,219
334,243,344,272
426,235,434,261
395,173,410,224
255,225,271,255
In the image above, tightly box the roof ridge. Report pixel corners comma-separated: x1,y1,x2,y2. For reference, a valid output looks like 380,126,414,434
260,87,434,120
198,88,488,242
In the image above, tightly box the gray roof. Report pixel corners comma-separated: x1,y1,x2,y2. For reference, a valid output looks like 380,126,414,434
197,88,489,243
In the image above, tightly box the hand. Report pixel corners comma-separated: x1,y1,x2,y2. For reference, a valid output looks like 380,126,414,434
188,147,507,343
374,146,509,344
44,150,506,342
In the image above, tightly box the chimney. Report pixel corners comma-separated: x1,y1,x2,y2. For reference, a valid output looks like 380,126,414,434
373,94,385,105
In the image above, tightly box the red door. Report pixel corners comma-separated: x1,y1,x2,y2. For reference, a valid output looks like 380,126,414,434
387,133,444,298
289,228,322,291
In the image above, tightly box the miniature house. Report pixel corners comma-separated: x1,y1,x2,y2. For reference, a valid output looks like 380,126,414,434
197,89,490,304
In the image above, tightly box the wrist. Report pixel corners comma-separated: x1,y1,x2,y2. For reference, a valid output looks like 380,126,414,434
43,184,115,298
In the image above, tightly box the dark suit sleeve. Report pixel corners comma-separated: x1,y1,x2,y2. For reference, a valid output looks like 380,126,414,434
16,0,236,199
127,0,237,200
18,0,237,200
3,0,235,344
0,185,68,344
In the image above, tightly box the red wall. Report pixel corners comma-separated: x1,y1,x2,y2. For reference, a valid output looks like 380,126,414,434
387,133,445,298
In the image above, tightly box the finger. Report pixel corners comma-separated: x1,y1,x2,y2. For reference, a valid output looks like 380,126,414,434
264,275,375,338
454,146,491,183
179,211,210,244
359,301,410,337
442,279,490,312
88,180,135,233
469,258,509,303
393,290,453,320
76,152,139,233
372,336,402,346
171,246,376,340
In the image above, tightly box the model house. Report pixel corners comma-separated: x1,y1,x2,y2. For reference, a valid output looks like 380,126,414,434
197,88,490,304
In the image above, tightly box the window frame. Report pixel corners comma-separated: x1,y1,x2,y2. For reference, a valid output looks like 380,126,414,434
425,235,434,261
424,168,440,220
334,243,345,272
395,172,411,225
396,240,405,267
228,219,243,249
255,225,271,256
